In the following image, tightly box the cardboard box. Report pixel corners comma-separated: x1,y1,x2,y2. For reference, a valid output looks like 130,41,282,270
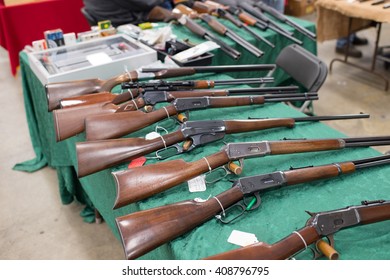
285,0,316,17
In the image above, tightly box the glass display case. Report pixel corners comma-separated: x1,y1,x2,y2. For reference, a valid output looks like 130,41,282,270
28,34,157,84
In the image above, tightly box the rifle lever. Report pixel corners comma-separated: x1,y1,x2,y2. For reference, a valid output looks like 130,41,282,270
215,194,261,224
155,144,184,159
155,139,196,160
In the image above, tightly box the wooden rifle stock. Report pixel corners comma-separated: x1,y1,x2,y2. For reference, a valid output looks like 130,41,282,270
116,185,244,260
113,150,230,208
60,88,141,109
205,226,319,260
85,104,178,141
77,130,186,178
46,73,134,111
53,102,119,142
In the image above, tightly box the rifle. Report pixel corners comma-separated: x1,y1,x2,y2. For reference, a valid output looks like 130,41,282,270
148,6,241,59
84,93,318,141
53,77,275,142
174,4,264,57
232,4,302,45
76,113,369,178
115,154,390,259
112,136,390,208
205,200,390,260
215,8,275,48
254,2,316,41
46,63,275,111
186,1,275,47
120,77,273,91
61,86,299,110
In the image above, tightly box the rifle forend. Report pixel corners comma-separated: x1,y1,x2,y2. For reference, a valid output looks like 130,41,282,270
205,200,390,259
115,155,390,259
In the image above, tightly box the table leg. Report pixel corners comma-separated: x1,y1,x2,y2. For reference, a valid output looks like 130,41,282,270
329,19,389,91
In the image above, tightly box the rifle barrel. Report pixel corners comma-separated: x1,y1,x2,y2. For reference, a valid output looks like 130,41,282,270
352,154,390,169
240,24,275,48
199,13,264,58
237,3,302,45
213,77,273,85
255,2,316,40
203,33,241,60
293,113,370,122
225,30,264,57
141,64,276,73
121,77,274,89
228,86,299,94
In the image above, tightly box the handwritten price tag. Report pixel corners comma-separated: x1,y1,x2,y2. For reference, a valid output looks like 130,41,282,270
128,157,147,169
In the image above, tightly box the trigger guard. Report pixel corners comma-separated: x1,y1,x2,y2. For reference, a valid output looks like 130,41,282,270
155,143,184,159
243,193,262,211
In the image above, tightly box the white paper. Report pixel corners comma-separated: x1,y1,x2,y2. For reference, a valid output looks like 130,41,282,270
145,131,161,140
86,52,112,66
227,230,259,247
187,174,207,192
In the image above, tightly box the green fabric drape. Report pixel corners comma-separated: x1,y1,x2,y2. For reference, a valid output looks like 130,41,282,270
17,18,390,260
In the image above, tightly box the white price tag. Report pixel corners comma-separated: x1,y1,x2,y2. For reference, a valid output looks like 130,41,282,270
187,174,207,192
145,131,161,140
227,230,259,247
86,52,112,66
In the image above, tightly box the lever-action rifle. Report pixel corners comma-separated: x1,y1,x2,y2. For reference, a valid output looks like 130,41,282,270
254,2,316,41
76,114,369,178
46,63,275,111
112,136,390,208
60,86,299,109
84,93,318,141
115,154,390,259
53,77,275,142
205,200,390,260
120,77,273,91
215,8,275,48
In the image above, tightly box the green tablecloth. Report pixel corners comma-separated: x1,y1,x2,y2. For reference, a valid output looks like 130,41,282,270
17,17,390,260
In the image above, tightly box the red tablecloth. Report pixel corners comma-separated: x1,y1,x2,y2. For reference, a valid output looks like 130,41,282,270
0,0,90,75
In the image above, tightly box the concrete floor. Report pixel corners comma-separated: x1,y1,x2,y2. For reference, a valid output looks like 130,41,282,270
0,17,389,260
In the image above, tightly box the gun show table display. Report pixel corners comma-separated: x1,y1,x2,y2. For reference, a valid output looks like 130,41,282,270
16,3,390,260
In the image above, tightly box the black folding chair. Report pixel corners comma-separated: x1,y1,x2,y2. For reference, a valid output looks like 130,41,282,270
276,44,328,113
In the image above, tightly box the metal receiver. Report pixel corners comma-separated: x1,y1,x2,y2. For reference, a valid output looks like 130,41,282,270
224,142,271,160
311,208,361,236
